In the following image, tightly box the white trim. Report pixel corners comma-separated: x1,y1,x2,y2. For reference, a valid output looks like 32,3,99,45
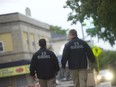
0,41,5,53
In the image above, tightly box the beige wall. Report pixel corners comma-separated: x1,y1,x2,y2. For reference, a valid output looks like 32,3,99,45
52,40,67,56
20,23,51,52
0,13,51,63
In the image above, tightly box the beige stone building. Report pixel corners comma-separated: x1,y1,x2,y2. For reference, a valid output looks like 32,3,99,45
51,32,67,56
0,12,51,87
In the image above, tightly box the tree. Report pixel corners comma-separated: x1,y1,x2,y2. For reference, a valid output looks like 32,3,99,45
50,25,67,35
65,0,116,45
98,50,116,69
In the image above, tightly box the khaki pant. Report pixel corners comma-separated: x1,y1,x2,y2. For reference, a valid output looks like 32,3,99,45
39,77,56,87
71,69,87,87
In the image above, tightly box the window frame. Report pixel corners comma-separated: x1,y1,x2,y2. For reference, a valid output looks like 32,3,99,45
0,41,5,53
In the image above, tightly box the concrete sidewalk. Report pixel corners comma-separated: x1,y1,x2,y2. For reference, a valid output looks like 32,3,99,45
56,80,73,87
56,80,116,87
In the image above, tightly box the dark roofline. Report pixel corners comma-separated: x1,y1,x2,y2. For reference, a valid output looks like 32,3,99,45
0,12,19,16
0,60,30,69
51,32,67,41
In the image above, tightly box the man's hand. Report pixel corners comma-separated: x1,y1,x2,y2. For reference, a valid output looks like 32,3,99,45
91,63,96,69
32,75,36,80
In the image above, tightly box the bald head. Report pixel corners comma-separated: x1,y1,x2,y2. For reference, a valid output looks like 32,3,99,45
68,29,77,40
69,29,77,37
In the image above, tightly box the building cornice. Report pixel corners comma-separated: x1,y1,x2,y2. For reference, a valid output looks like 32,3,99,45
0,12,50,31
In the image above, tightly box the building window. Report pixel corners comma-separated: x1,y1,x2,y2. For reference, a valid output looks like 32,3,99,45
30,33,35,50
23,32,29,50
0,77,10,87
32,41,35,47
16,75,27,87
0,33,13,52
0,41,4,52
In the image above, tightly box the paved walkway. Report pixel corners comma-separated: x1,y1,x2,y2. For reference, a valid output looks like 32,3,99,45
56,80,73,87
56,80,116,87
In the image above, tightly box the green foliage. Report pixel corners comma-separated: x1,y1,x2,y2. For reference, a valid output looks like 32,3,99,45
50,25,67,35
99,50,116,69
65,0,116,45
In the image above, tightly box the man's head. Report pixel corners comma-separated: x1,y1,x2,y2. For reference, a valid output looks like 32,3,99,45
39,39,46,48
68,29,77,40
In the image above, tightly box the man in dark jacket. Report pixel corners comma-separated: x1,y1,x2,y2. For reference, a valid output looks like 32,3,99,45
61,29,95,87
30,39,60,87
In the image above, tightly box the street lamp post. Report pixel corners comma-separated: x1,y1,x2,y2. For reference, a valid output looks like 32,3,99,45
80,22,85,40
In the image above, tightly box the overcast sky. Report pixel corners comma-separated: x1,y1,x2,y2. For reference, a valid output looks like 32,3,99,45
0,0,116,50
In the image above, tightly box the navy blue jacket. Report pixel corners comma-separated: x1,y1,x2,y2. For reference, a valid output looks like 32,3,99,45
61,37,95,69
30,48,60,80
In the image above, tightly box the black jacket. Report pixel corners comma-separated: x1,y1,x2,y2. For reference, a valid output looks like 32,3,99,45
30,48,60,80
61,37,95,69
